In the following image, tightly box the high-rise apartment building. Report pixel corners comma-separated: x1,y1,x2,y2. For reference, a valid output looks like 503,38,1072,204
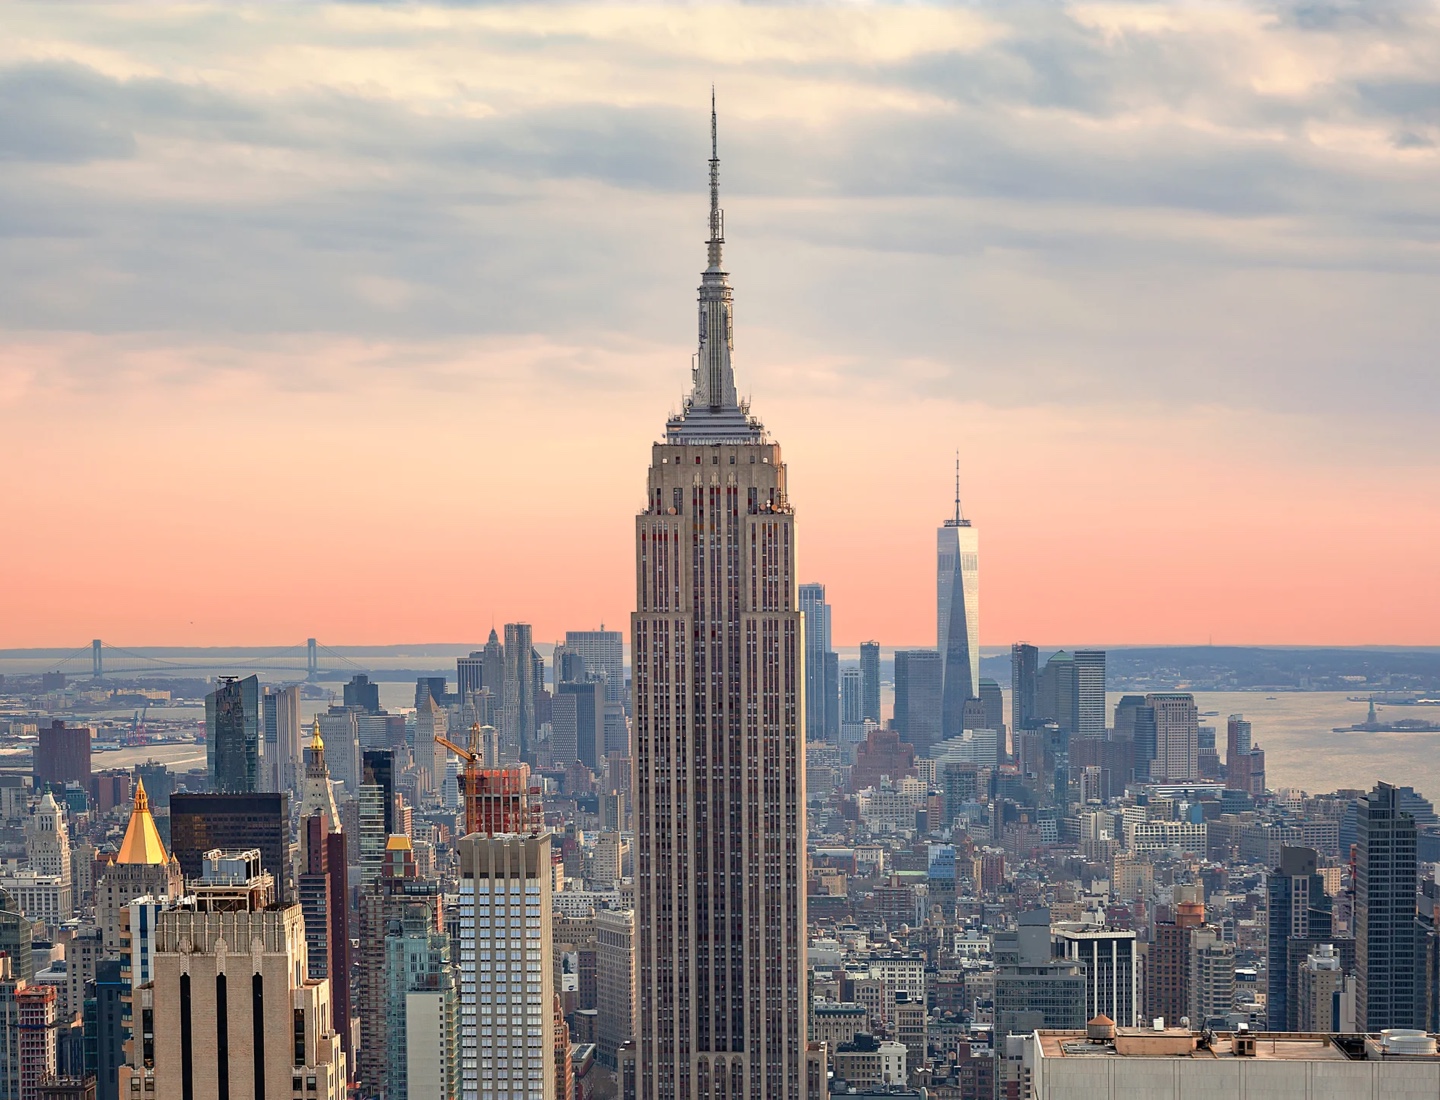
840,667,863,728
1072,650,1106,738
1265,845,1332,1030
205,674,261,793
1297,944,1355,1032
799,583,839,742
937,472,979,741
32,722,90,794
859,642,881,724
457,831,555,1100
1145,886,1205,1027
893,650,943,757
631,105,810,1100
503,623,538,763
356,837,440,1095
1356,781,1420,1031
1225,714,1266,798
1147,693,1199,782
15,984,56,1100
385,900,460,1100
565,629,626,709
317,707,362,795
261,684,301,794
1187,927,1236,1026
359,748,395,886
1010,643,1038,736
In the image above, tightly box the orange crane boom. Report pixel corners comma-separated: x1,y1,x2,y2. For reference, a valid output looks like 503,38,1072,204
435,723,540,837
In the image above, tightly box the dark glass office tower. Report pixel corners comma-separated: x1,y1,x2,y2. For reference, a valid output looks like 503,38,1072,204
1356,781,1419,1030
859,641,881,724
169,791,290,903
205,674,260,793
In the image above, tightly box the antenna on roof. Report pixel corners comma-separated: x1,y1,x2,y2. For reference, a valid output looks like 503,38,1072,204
953,450,964,524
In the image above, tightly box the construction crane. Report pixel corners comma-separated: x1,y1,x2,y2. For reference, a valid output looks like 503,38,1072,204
434,723,540,838
128,701,150,745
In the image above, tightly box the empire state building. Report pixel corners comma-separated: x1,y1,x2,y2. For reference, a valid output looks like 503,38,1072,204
632,102,810,1100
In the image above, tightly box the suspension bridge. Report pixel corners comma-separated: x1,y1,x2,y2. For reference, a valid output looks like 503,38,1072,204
24,639,369,681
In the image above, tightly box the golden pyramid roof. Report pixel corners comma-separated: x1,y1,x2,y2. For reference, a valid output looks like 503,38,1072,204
310,715,324,752
116,779,172,865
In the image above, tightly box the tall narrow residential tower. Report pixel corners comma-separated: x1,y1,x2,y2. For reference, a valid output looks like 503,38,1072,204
939,460,980,740
633,100,808,1100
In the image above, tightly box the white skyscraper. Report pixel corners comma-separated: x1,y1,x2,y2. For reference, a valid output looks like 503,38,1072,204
457,831,555,1100
938,461,980,740
633,99,811,1100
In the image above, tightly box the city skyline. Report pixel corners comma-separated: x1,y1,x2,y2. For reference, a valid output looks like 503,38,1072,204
3,6,1439,649
7,10,1440,1099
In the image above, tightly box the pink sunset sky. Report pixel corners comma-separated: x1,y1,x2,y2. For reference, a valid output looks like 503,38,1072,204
2,5,1438,649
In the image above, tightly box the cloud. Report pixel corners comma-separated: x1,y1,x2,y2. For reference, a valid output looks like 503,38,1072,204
0,3,1437,431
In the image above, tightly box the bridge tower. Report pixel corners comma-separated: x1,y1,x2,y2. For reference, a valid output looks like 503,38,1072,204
307,638,318,680
92,639,103,680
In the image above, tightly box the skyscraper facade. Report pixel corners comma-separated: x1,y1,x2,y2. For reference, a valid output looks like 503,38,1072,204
503,623,537,763
1356,781,1420,1031
169,792,291,904
631,105,808,1100
457,652,486,701
892,650,943,758
457,832,555,1100
1225,713,1266,797
33,721,91,794
127,884,346,1100
859,642,881,724
1113,695,1156,780
385,901,460,1100
261,684,301,794
840,667,863,728
344,673,381,715
1071,650,1106,738
799,583,838,742
1265,846,1332,1031
205,674,261,793
1146,692,1199,782
937,476,979,741
565,629,626,709
1010,643,1038,736
1053,926,1138,1027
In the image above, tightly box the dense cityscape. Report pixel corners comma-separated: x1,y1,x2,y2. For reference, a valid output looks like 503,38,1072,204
3,107,1440,1100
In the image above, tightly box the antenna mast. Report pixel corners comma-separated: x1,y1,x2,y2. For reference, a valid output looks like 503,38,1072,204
707,86,723,270
954,451,963,524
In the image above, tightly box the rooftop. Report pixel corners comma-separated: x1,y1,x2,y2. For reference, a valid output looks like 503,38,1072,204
1036,1029,1417,1062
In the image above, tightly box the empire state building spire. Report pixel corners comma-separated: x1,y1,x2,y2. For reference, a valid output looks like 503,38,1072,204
635,101,810,1100
668,93,763,443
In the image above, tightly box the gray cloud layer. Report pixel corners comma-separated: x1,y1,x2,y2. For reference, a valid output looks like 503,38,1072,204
3,3,1439,422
